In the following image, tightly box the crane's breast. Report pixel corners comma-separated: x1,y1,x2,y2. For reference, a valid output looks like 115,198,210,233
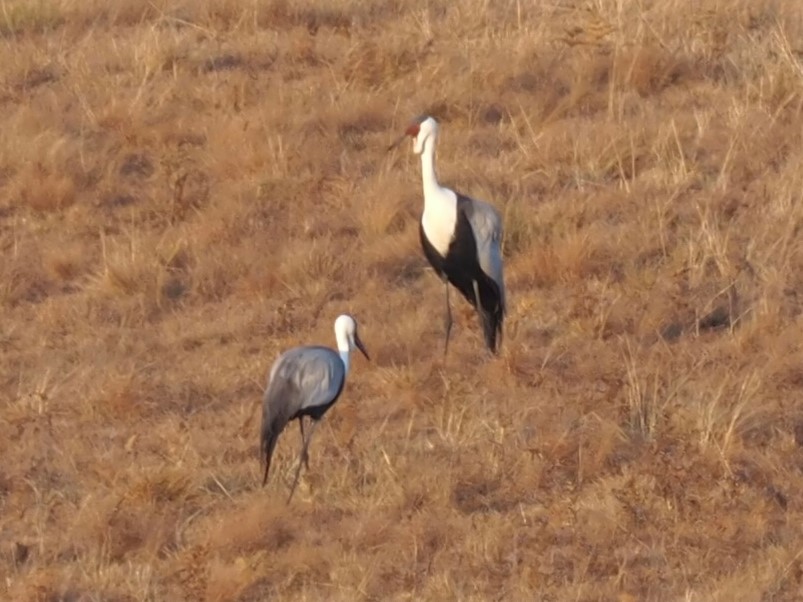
421,189,458,256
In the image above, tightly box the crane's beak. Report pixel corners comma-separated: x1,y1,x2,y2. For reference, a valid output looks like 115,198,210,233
387,134,406,152
355,334,370,361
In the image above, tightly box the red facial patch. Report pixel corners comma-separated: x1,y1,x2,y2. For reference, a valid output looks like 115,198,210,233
405,123,421,137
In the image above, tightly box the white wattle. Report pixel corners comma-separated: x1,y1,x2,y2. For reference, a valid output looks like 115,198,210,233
339,350,350,375
334,318,353,374
419,135,457,257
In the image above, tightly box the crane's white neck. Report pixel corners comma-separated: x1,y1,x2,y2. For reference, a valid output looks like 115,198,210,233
338,349,351,374
418,132,458,256
335,327,352,374
419,135,441,200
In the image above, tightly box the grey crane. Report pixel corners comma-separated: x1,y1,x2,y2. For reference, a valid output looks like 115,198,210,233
260,314,369,502
389,115,506,354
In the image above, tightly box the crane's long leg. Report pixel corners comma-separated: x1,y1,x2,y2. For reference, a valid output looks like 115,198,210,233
287,419,319,503
443,279,453,357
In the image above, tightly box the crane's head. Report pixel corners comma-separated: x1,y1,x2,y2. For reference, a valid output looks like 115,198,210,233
334,314,370,361
387,115,439,155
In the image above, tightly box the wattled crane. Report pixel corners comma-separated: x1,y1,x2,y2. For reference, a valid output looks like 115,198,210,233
389,115,506,354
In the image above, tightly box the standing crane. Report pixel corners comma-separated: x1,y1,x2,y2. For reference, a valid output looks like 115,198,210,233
389,115,506,354
261,314,370,502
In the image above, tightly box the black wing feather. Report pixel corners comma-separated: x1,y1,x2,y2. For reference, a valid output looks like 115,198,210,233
418,196,505,352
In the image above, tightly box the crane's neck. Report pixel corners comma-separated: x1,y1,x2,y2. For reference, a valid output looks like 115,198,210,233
338,347,351,375
418,134,457,256
334,321,353,375
419,135,443,203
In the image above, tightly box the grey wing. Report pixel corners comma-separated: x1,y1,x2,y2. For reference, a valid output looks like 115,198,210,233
464,197,506,310
265,346,345,418
260,346,345,469
260,352,299,474
290,347,346,414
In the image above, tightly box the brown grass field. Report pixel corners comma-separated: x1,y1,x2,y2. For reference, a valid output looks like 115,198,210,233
2,0,803,600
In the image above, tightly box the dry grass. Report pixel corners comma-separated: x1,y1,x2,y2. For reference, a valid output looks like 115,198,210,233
2,0,803,599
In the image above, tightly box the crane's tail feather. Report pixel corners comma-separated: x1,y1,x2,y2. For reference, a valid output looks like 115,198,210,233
261,370,299,487
476,277,505,354
447,272,505,353
478,306,503,353
260,415,284,486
